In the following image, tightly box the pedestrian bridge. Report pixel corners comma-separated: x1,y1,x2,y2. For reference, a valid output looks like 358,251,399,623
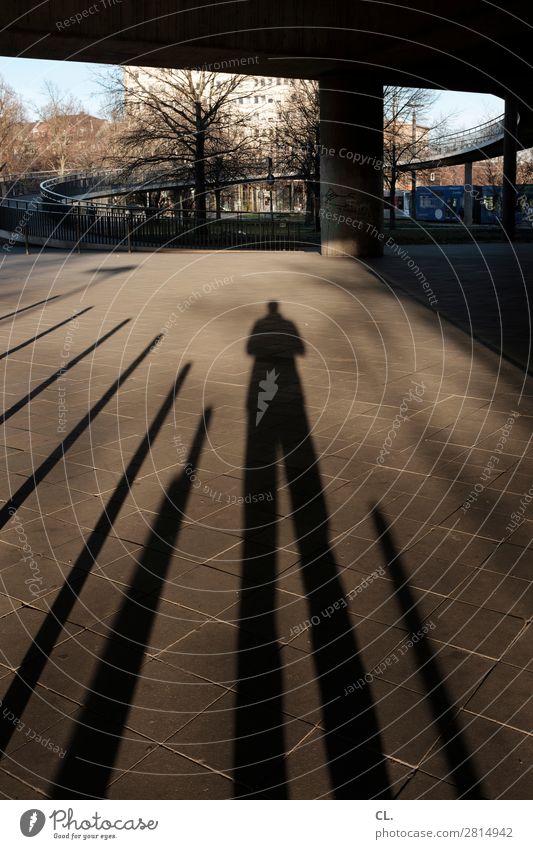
0,113,529,253
399,114,511,172
37,114,521,204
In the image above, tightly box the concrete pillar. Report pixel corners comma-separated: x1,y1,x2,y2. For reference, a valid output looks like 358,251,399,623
502,96,518,239
319,76,384,256
463,161,473,227
410,170,417,220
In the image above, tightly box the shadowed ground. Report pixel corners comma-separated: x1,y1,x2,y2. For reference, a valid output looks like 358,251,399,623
0,247,531,800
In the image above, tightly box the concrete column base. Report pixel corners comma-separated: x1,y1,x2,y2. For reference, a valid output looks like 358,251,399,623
319,76,384,257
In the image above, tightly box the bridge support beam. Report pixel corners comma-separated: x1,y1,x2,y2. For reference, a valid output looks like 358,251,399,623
463,161,473,227
502,96,518,240
319,77,384,257
410,171,417,221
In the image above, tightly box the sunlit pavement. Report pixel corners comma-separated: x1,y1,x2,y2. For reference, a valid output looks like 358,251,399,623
0,245,531,799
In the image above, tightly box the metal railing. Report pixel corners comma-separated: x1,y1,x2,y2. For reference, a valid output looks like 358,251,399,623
0,170,78,199
0,197,313,251
39,170,177,205
408,114,505,164
39,169,304,209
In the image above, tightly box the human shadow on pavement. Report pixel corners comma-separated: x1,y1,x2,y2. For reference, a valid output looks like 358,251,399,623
234,302,392,799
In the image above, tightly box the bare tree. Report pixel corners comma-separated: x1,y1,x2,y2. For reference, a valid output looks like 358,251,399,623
206,125,258,217
517,151,533,185
35,82,85,174
383,86,450,227
102,66,262,221
0,76,27,174
276,80,320,225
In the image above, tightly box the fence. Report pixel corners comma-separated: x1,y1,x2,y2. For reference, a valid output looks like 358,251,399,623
417,115,505,162
0,198,313,251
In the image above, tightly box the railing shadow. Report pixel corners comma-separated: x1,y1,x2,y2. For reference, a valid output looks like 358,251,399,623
0,317,130,426
0,296,59,323
0,307,92,361
372,506,485,799
0,328,152,531
0,365,191,764
51,408,212,798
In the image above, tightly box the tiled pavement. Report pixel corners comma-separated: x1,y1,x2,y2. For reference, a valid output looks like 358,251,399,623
0,245,531,800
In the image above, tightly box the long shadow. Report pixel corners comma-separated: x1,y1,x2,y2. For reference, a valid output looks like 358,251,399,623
372,506,485,799
0,332,159,532
0,307,92,361
234,302,392,799
0,364,191,763
0,295,59,323
234,385,287,797
51,408,212,799
85,267,137,278
0,317,130,426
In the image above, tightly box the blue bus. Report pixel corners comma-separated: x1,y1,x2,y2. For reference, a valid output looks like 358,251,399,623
480,184,533,225
416,184,533,226
416,186,472,222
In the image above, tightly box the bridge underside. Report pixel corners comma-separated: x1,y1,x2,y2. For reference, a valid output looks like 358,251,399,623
2,2,532,254
0,1,531,99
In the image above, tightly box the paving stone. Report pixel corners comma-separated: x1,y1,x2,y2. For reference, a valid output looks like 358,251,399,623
465,663,533,733
90,599,205,654
0,248,532,799
0,607,83,669
6,710,154,797
421,713,533,798
280,728,412,799
155,621,242,687
501,623,533,670
108,746,233,799
0,768,49,799
431,599,524,659
396,770,459,799
0,676,79,757
166,689,311,781
120,658,227,743
450,569,533,619
478,541,533,581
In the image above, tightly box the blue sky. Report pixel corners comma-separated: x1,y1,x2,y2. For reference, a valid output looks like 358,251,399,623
0,56,504,129
0,57,109,117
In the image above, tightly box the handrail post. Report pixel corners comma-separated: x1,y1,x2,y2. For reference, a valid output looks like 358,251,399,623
76,205,81,254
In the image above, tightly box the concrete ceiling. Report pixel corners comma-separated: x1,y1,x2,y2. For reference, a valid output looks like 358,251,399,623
0,0,531,107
